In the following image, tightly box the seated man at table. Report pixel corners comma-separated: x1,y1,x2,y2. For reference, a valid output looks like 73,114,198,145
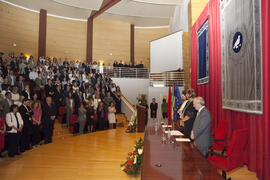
190,97,212,156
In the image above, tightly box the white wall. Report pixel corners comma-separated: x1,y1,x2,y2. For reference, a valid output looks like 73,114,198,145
112,78,184,120
112,78,150,105
150,31,183,73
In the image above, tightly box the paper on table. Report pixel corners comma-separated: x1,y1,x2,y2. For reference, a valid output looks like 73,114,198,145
164,130,183,136
162,125,172,128
175,138,191,142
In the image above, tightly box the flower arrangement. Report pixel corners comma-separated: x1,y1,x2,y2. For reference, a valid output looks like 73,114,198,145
126,112,137,133
121,138,144,175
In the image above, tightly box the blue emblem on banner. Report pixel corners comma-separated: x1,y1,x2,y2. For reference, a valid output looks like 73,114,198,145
232,32,243,53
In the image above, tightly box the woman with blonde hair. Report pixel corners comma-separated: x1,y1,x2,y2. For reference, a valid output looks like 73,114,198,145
108,102,116,129
11,86,20,106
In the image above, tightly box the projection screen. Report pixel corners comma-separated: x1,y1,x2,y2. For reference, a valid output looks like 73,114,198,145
150,31,183,73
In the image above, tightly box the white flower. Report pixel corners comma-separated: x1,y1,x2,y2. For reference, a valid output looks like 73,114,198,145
133,156,137,164
138,149,143,155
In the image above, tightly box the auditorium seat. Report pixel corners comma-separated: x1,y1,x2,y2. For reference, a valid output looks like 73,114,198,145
208,128,248,180
210,119,228,154
41,91,46,101
69,114,79,134
57,106,67,124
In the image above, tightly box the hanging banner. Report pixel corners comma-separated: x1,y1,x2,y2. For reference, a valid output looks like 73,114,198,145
220,0,263,114
197,19,209,85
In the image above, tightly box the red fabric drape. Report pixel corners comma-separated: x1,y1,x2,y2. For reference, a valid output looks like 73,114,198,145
191,0,270,179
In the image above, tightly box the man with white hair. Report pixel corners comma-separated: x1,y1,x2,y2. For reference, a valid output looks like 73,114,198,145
191,97,212,156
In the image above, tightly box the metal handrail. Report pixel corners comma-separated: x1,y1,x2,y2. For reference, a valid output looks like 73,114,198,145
98,66,149,78
149,71,185,87
121,94,136,113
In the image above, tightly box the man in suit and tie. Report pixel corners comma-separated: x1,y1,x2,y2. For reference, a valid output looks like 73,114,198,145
190,97,212,157
2,92,14,120
150,98,158,119
42,96,56,144
19,98,33,152
15,76,25,94
7,70,16,87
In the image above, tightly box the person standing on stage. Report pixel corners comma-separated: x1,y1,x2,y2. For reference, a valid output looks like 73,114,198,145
150,98,158,119
42,96,56,144
161,98,168,119
190,97,212,156
176,89,197,138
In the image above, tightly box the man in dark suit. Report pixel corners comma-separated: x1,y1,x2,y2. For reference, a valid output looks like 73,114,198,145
150,98,158,118
7,70,16,87
15,75,25,94
45,79,55,97
19,98,33,152
191,97,212,156
42,96,56,144
2,92,14,120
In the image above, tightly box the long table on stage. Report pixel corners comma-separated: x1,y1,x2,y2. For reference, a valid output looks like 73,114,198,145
141,119,223,180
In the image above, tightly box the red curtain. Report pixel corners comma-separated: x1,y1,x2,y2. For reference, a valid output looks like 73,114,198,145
190,0,270,179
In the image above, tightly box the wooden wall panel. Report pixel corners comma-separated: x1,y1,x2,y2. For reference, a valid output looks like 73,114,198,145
183,32,191,88
93,18,130,66
191,0,208,25
46,16,87,61
134,28,168,68
0,2,39,58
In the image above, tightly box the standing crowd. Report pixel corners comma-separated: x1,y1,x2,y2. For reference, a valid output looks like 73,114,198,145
0,52,122,158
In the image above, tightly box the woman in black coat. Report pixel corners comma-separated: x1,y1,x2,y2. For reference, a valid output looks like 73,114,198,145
86,100,95,132
54,85,64,115
97,101,105,131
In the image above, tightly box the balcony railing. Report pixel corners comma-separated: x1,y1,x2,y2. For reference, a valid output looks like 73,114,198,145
150,71,185,87
102,67,149,78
